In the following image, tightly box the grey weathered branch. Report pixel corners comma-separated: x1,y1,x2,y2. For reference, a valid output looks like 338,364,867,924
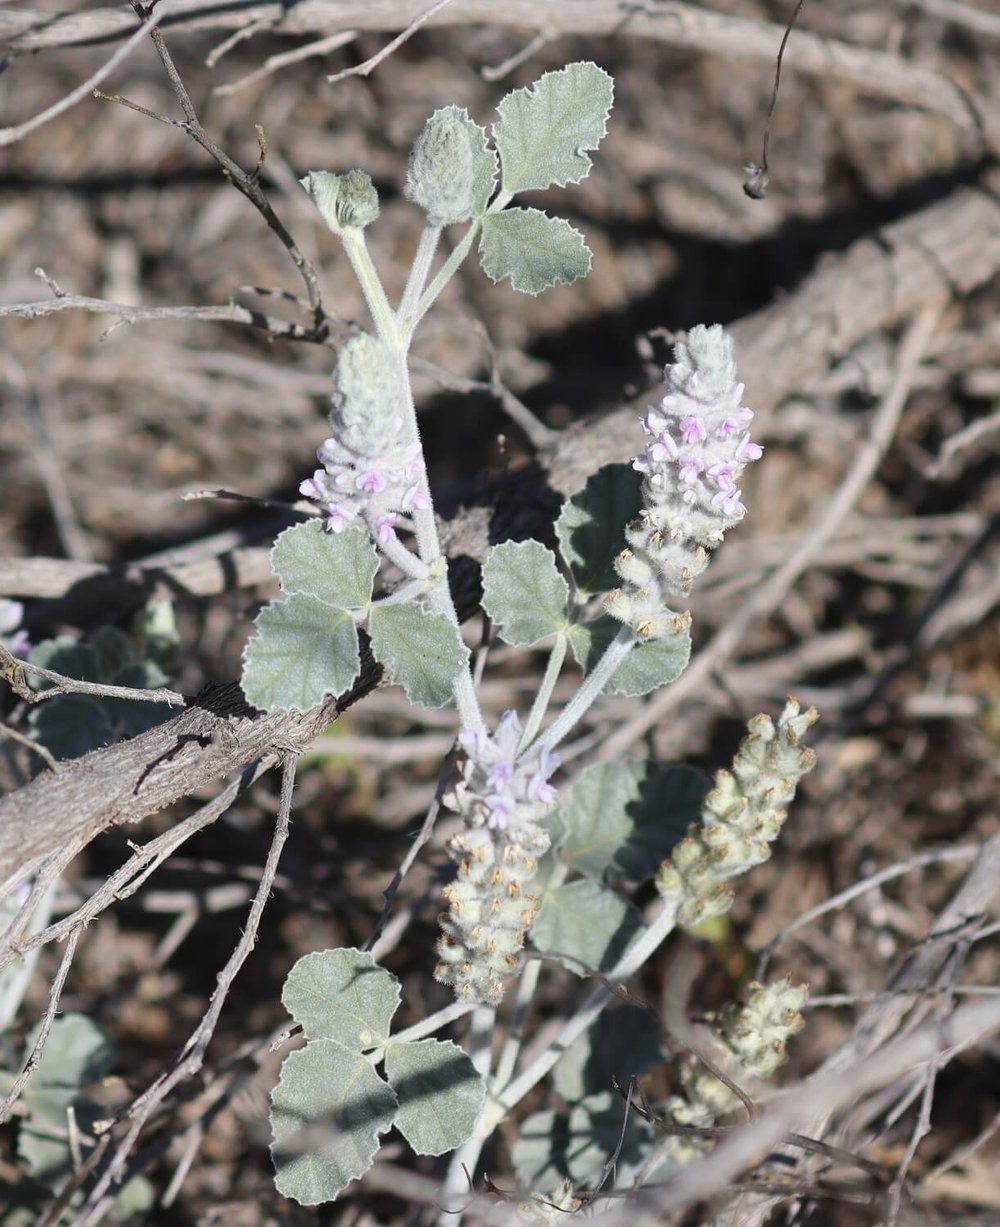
0,1,995,149
4,168,1000,884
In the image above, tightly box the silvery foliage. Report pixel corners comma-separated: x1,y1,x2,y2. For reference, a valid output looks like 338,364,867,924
237,62,818,1210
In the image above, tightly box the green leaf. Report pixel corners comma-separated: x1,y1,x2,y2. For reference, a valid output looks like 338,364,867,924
282,948,401,1049
568,615,691,697
25,1014,113,1092
468,118,500,217
479,208,590,296
28,695,114,760
552,1005,664,1103
104,663,174,737
549,760,706,881
512,1092,652,1189
531,879,642,975
26,638,99,691
90,627,136,678
368,602,469,709
493,61,614,194
242,593,360,712
271,521,378,610
270,1040,398,1205
383,1039,485,1156
556,464,642,596
481,539,569,646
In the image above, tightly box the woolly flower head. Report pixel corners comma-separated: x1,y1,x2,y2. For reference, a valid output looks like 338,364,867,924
635,324,761,535
299,334,429,540
447,711,561,832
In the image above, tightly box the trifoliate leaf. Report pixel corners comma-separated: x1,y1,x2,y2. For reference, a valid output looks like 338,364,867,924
282,948,401,1049
479,208,591,296
270,1040,398,1205
568,615,691,697
481,540,569,646
531,879,642,975
383,1039,485,1156
493,61,614,194
553,1004,664,1103
548,759,706,881
368,602,469,709
242,593,359,712
271,521,378,610
556,464,643,596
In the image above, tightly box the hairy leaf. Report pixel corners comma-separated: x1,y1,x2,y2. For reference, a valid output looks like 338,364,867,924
550,759,706,880
568,615,691,697
553,1005,663,1103
282,948,401,1048
493,61,614,194
368,603,469,709
242,593,359,712
384,1039,485,1156
270,1040,398,1205
531,879,642,974
556,464,642,596
479,207,590,295
271,521,378,610
481,539,569,646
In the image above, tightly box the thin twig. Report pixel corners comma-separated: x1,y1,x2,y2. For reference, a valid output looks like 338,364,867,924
1,645,184,708
72,755,297,1224
0,719,61,773
326,0,456,83
214,29,357,96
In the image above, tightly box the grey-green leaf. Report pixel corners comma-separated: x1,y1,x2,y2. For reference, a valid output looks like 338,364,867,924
383,1039,485,1156
481,539,569,646
531,879,642,975
568,615,692,697
271,521,378,610
242,593,360,712
493,61,614,194
368,603,469,709
556,464,642,596
479,208,591,296
512,1092,652,1189
25,1014,113,1091
270,1040,398,1205
552,1005,664,1103
282,948,401,1048
28,695,114,760
549,759,706,881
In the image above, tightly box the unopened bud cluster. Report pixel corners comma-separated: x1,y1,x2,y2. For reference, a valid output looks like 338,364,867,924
607,325,762,641
435,712,560,1004
657,977,808,1168
299,334,430,540
300,169,380,233
405,106,477,227
656,699,818,926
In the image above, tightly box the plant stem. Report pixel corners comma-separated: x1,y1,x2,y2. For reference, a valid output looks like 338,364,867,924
438,1004,496,1217
532,625,636,754
518,633,567,753
375,1000,474,1050
410,220,480,328
340,228,398,345
397,222,442,329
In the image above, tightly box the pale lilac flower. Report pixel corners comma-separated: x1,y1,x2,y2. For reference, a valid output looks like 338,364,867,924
451,710,561,831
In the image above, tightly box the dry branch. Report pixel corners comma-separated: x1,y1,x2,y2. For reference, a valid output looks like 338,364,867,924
0,1,995,149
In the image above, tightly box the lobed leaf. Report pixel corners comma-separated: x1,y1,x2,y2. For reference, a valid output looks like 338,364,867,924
479,207,591,295
552,1004,664,1103
271,520,378,610
481,539,569,646
493,61,614,194
270,1040,398,1205
368,602,469,709
550,759,706,880
531,879,642,975
383,1039,485,1156
568,615,691,697
282,948,401,1049
242,593,360,712
556,463,643,596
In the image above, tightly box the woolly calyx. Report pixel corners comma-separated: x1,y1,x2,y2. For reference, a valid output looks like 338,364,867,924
300,169,379,233
405,106,476,227
298,334,429,538
435,823,551,1005
656,977,808,1168
656,699,818,926
435,711,560,1003
606,325,762,641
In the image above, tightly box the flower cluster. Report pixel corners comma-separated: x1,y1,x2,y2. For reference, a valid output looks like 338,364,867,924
435,712,561,1004
607,325,762,640
653,977,808,1171
299,333,429,541
656,698,818,926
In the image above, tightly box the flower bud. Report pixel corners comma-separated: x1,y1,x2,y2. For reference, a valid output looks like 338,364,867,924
300,169,380,233
405,106,476,226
